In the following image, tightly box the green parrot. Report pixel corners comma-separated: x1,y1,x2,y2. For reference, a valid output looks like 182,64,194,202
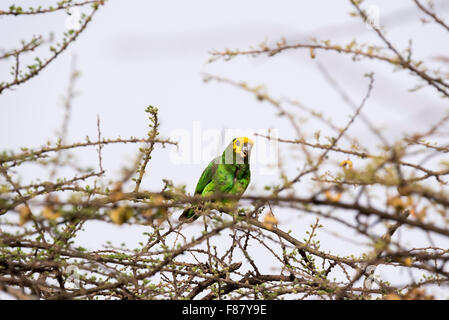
179,137,254,222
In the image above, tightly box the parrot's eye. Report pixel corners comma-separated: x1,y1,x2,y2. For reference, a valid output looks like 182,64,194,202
235,140,240,146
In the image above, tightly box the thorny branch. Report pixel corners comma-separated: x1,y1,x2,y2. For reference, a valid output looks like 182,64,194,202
1,0,448,300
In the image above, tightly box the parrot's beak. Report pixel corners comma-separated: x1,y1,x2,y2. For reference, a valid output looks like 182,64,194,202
241,144,249,158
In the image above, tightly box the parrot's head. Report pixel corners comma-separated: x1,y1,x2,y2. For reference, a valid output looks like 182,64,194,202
232,137,254,160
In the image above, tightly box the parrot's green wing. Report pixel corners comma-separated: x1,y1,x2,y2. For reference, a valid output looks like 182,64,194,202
194,157,219,195
179,157,219,221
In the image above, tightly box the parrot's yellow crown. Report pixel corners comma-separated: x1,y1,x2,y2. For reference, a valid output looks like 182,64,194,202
232,137,254,158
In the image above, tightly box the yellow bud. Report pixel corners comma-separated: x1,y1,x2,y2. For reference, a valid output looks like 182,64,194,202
387,196,408,211
110,206,133,225
309,47,316,59
403,257,413,267
263,212,278,230
110,191,126,202
18,205,32,226
42,207,61,220
151,195,164,206
325,190,342,202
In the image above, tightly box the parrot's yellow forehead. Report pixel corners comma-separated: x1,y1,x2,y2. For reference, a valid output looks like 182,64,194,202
233,137,254,149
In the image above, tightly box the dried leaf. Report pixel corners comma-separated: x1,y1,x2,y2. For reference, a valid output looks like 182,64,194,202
325,190,342,202
410,207,427,221
263,212,278,230
403,257,413,267
110,191,126,202
309,47,316,59
18,205,31,226
387,195,412,211
110,206,134,225
42,207,61,220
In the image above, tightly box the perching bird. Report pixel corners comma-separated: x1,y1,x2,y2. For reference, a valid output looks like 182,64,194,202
179,137,254,222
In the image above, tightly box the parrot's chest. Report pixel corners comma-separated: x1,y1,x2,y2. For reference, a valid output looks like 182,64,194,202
213,165,250,194
230,166,250,194
230,177,245,194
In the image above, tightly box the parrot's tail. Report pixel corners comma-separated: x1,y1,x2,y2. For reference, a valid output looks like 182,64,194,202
179,207,199,222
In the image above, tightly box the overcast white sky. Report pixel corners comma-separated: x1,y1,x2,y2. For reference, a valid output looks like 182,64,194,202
1,0,449,298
